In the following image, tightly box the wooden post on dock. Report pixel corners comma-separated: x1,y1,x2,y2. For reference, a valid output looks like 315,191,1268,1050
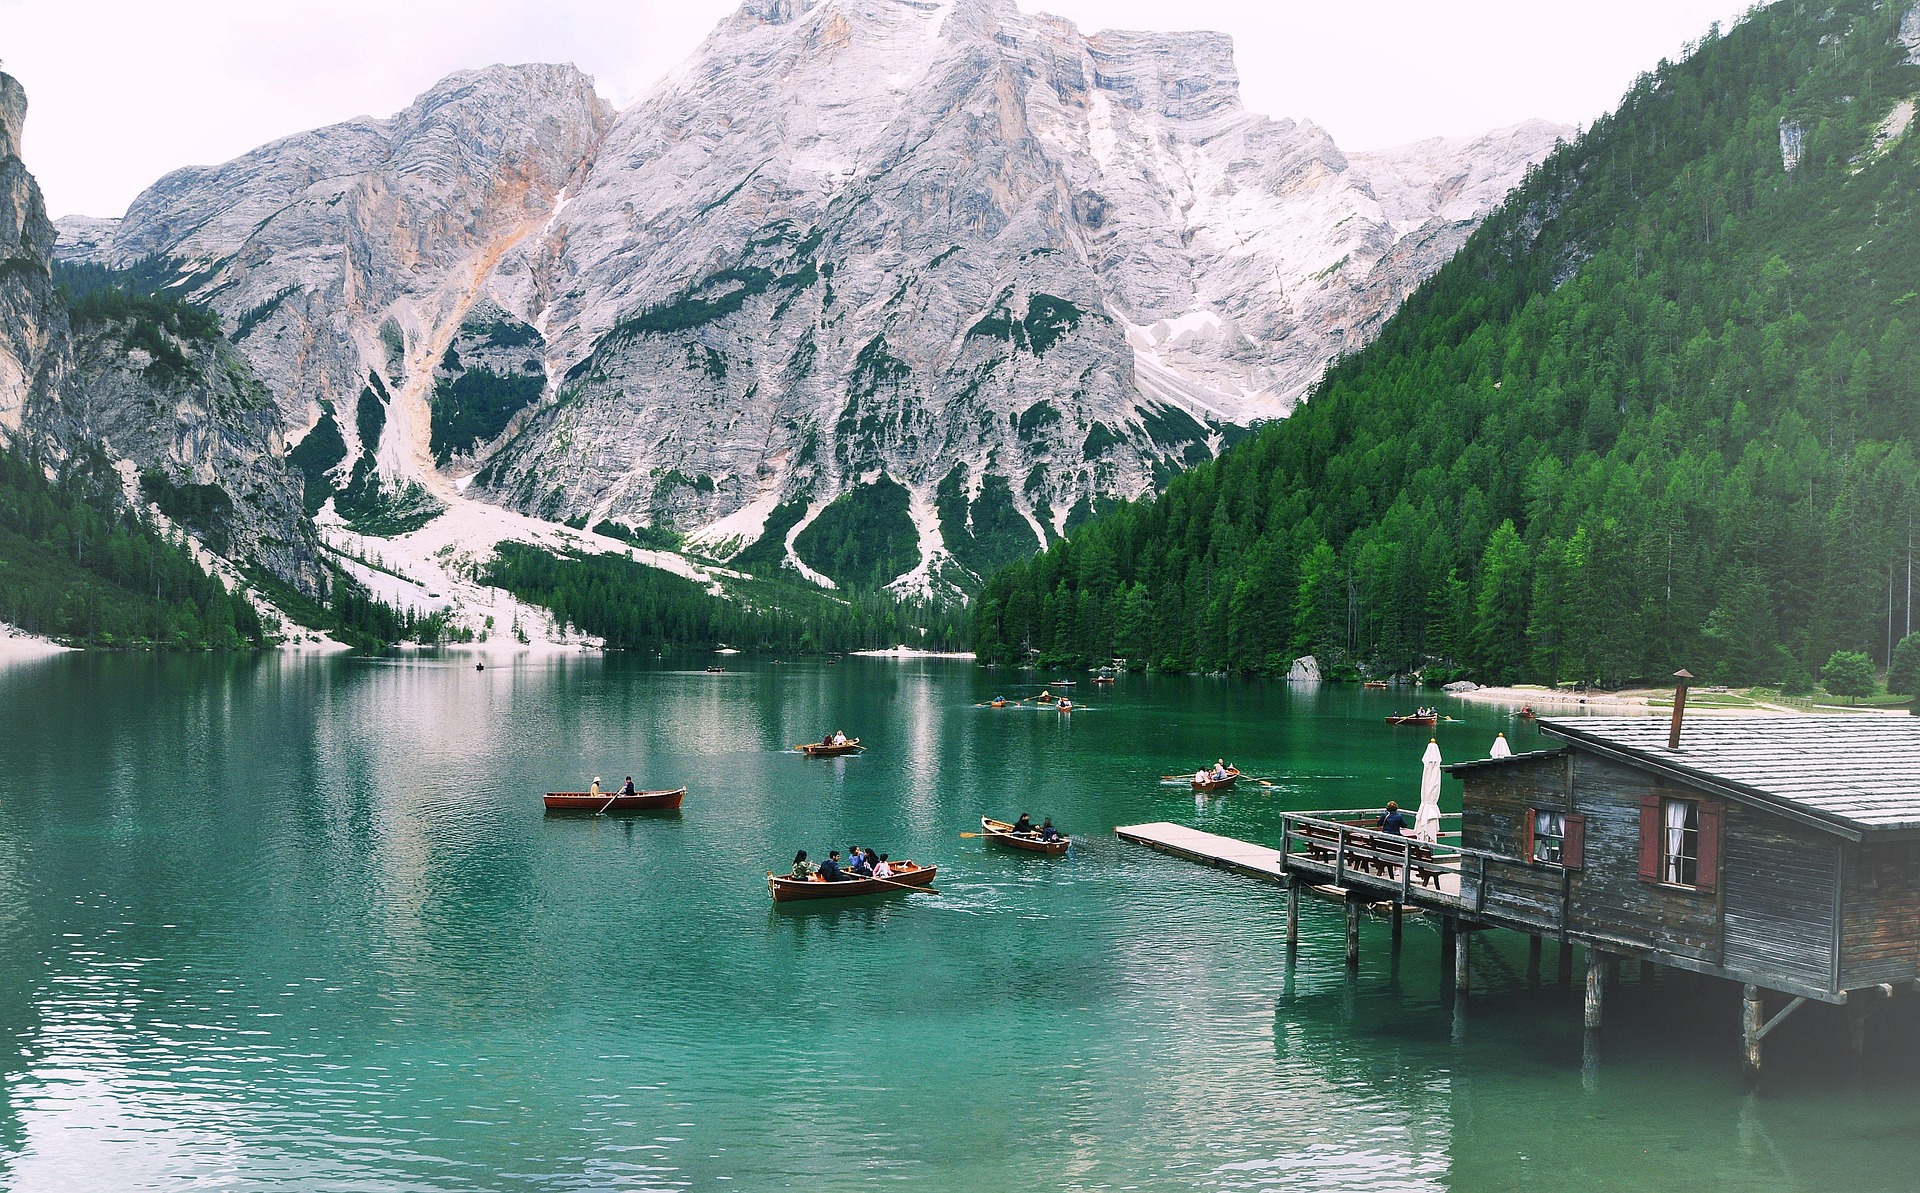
1557,939,1574,987
1391,901,1403,946
1455,927,1472,995
1344,893,1361,968
1742,983,1764,1084
1527,935,1543,987
1285,875,1300,950
1441,917,1457,979
1584,950,1606,1032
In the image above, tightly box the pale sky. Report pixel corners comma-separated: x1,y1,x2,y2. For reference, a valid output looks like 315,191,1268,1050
2,0,1755,221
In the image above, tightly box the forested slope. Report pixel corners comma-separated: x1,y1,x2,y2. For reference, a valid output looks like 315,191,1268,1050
976,0,1920,687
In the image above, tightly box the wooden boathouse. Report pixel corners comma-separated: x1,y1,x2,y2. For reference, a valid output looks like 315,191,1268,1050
1123,712,1920,1081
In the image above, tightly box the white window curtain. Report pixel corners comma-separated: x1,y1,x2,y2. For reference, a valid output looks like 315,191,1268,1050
1664,799,1689,883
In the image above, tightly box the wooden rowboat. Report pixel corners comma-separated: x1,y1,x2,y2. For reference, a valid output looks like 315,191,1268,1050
1190,767,1241,792
544,786,686,812
981,817,1069,855
1362,680,1389,689
1093,676,1115,685
798,739,863,757
1386,714,1438,726
1050,679,1077,687
768,862,938,901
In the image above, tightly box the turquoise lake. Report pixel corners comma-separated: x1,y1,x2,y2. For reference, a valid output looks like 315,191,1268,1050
2,652,1918,1190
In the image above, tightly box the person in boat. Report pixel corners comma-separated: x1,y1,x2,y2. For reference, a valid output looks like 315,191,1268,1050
789,850,815,880
1059,697,1073,710
832,730,848,746
1011,813,1035,836
1195,769,1208,785
1039,819,1061,843
621,776,636,797
1212,759,1230,781
817,851,847,881
848,846,873,877
820,730,834,747
871,853,893,879
589,775,603,796
1377,800,1408,836
1037,690,1053,704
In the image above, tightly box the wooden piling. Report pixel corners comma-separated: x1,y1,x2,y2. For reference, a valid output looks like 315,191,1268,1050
1391,901,1403,945
1742,983,1764,1084
1584,950,1606,1032
1285,875,1300,949
1455,927,1472,994
1557,938,1574,987
1527,935,1543,987
1344,894,1361,968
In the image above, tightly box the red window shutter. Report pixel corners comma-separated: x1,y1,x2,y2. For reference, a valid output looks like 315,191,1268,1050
1523,810,1537,863
1638,793,1661,881
1696,801,1722,894
1563,813,1586,871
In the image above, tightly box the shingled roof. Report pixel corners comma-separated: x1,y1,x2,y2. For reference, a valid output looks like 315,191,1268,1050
1536,715,1920,836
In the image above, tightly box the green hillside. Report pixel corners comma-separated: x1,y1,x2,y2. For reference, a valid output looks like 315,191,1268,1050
976,0,1920,687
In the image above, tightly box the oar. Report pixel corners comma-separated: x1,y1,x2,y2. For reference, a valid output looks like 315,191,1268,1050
863,872,939,895
959,831,982,838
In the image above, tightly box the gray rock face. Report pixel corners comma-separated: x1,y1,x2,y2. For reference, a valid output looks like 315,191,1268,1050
63,64,613,517
0,71,322,596
51,5,1564,596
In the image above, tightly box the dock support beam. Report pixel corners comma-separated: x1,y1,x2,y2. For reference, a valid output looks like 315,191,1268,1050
1391,901,1403,946
1527,935,1543,987
1441,917,1457,981
1584,950,1607,1032
1344,894,1361,968
1455,927,1472,995
1743,983,1764,1085
1557,939,1574,987
1285,876,1300,950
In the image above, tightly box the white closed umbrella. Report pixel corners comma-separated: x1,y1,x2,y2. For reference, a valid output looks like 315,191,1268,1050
1491,732,1512,758
1414,739,1443,843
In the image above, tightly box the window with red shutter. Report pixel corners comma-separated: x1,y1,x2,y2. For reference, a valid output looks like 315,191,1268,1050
1562,813,1586,870
1638,793,1661,881
1696,801,1722,894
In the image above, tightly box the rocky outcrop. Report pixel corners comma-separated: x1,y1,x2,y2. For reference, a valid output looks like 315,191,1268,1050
0,71,323,595
52,3,1564,595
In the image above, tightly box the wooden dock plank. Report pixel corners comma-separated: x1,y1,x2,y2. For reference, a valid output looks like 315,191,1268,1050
1115,822,1285,884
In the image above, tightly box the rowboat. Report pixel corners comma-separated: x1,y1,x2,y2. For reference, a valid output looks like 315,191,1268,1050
1191,767,1240,792
798,738,863,757
1050,679,1077,688
705,666,725,673
544,786,686,812
1362,680,1389,689
990,698,1007,707
1386,713,1438,726
1093,676,1115,685
981,816,1069,855
768,861,938,901
1057,699,1074,712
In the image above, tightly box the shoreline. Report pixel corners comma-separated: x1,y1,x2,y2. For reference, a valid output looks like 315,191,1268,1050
0,624,73,662
850,647,977,660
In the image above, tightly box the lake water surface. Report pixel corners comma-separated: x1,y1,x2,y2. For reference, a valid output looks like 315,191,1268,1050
2,653,1917,1190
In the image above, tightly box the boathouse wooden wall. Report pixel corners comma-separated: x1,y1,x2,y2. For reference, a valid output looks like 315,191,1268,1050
1838,842,1920,989
1458,750,1844,997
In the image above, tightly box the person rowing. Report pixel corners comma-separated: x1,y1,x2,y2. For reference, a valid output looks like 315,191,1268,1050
1212,759,1230,781
1039,819,1061,843
832,729,848,746
621,776,636,797
817,850,848,882
1011,813,1035,836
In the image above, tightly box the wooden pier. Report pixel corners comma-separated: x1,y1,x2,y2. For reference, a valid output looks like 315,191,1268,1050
1114,823,1285,884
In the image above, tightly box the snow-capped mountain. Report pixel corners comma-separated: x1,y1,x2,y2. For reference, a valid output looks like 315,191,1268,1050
56,0,1567,595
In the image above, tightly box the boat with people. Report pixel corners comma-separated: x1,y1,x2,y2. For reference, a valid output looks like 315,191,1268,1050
768,861,938,901
544,785,686,812
980,816,1070,855
1362,679,1389,689
705,665,725,673
1386,708,1439,726
798,731,863,756
1190,765,1241,792
1093,672,1115,685
990,697,1008,707
1057,697,1074,712
1050,678,1077,688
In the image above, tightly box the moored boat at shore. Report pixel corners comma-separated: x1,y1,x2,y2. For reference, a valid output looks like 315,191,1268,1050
767,862,938,901
544,786,686,812
981,816,1070,855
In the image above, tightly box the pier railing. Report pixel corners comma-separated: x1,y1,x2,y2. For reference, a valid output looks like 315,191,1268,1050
1278,810,1553,920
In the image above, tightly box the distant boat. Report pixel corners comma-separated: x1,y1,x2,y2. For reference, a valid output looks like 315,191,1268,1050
1050,679,1077,687
990,697,1007,707
768,862,937,901
1057,698,1074,712
798,738,863,757
1363,680,1388,689
1191,767,1241,792
981,816,1069,855
544,786,686,812
706,665,725,673
1386,713,1438,726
